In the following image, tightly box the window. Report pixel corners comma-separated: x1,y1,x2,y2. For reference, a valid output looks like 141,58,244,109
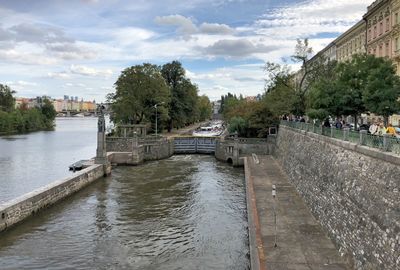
374,26,377,38
379,45,383,57
386,18,390,31
396,13,399,24
386,42,389,56
380,22,383,35
368,29,372,40
396,38,399,51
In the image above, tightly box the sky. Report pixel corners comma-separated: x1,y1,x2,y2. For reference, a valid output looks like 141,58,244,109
0,0,372,101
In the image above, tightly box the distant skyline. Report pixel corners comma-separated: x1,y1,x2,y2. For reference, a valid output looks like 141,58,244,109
0,0,371,101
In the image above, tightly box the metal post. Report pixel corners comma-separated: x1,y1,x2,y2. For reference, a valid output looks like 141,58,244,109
272,184,277,248
343,127,350,141
154,102,164,137
360,130,367,145
155,104,158,137
330,127,334,138
383,134,389,151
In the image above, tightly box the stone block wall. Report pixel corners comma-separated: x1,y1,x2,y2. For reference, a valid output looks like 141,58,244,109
143,140,174,161
0,164,105,233
215,137,276,166
106,137,134,152
106,137,173,163
275,125,399,269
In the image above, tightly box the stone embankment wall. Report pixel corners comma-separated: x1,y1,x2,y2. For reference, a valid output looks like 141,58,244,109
0,164,106,233
215,136,276,166
106,137,173,164
275,125,399,269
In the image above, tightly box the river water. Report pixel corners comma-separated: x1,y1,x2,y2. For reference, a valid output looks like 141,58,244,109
0,118,97,203
0,118,249,269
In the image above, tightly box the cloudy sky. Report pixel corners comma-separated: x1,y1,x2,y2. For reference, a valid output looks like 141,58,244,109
0,0,371,101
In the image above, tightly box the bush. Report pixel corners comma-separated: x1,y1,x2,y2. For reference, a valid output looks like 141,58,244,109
228,116,248,137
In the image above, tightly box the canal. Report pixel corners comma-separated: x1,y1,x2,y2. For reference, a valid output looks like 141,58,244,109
0,119,249,269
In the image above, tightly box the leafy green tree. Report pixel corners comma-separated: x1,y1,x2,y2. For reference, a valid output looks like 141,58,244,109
363,57,400,125
161,61,200,131
109,63,171,126
41,99,57,128
307,60,342,120
264,39,327,116
198,95,212,121
247,101,279,137
228,116,247,137
0,84,16,112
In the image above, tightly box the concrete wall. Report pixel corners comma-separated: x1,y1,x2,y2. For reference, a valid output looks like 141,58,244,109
0,164,105,233
275,125,399,269
215,137,276,166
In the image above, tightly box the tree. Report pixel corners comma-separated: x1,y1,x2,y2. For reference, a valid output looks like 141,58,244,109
307,60,342,120
228,116,247,137
109,63,171,126
161,61,199,131
198,95,212,121
247,101,279,137
291,39,324,115
0,84,16,112
41,98,57,128
363,57,400,125
264,39,325,116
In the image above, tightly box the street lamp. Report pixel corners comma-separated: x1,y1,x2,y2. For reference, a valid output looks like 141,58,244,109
154,102,164,137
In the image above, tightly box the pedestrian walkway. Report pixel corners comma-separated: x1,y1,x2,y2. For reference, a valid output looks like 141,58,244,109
245,155,352,270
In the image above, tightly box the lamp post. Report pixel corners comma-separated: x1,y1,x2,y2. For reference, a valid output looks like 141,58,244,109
154,102,164,137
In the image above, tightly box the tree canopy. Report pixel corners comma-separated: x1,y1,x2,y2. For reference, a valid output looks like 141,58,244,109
108,61,212,133
0,84,16,112
108,63,171,125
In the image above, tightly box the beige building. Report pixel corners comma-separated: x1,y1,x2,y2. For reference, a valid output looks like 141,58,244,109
336,20,366,62
364,1,394,61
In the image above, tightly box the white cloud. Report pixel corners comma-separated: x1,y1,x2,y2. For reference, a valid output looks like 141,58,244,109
70,64,113,77
47,71,70,79
155,14,197,37
199,23,235,35
201,39,279,58
254,0,370,39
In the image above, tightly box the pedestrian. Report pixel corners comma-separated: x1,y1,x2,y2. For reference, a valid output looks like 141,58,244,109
323,118,331,128
377,123,387,135
386,123,396,136
369,121,378,135
335,119,342,129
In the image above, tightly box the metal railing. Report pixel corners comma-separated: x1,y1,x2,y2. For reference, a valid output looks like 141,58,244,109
281,120,400,156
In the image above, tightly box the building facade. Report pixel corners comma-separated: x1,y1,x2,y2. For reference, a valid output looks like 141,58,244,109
336,20,366,62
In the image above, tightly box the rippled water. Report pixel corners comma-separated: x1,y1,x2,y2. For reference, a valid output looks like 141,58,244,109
0,155,249,269
0,118,98,203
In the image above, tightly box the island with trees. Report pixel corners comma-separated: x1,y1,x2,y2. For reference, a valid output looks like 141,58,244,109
0,84,57,135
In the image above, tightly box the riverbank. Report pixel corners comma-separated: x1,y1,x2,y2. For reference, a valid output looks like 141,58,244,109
244,155,351,270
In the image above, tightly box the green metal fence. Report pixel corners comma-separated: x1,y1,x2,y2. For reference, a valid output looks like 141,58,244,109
280,120,400,156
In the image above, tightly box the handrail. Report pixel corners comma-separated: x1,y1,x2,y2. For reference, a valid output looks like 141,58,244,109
280,120,400,156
